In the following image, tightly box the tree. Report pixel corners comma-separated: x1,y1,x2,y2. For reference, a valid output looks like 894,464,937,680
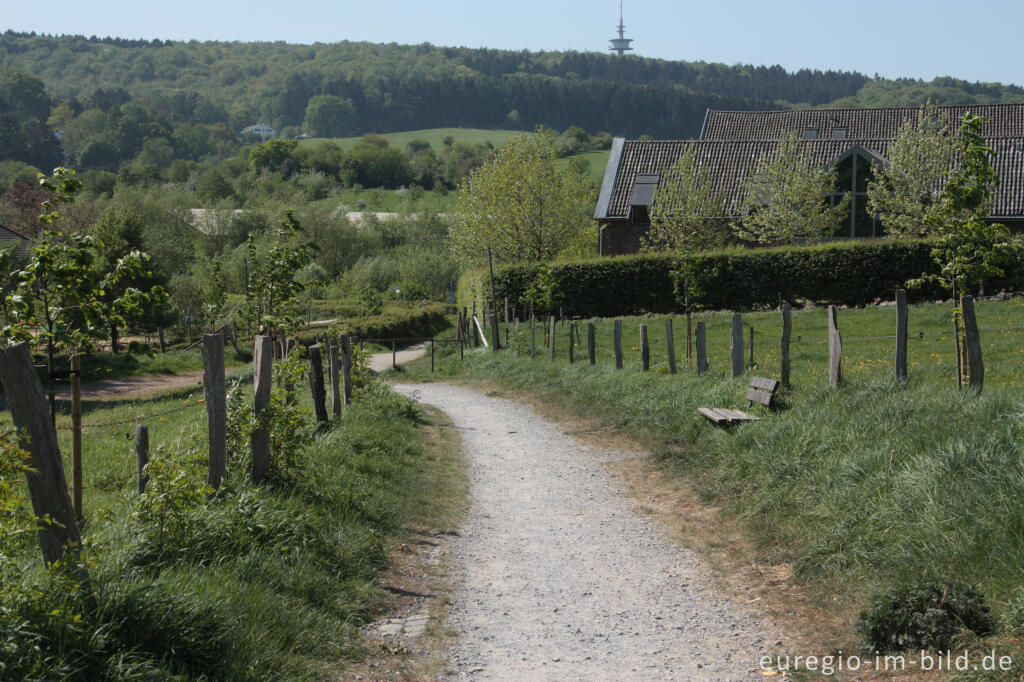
302,95,356,137
2,169,158,421
737,133,849,246
910,113,1019,388
0,68,62,171
449,129,591,265
867,103,954,237
643,144,731,253
244,210,315,339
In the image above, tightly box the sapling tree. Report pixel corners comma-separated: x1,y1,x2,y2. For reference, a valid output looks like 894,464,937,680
909,113,1019,388
644,144,732,253
738,133,850,245
244,209,315,342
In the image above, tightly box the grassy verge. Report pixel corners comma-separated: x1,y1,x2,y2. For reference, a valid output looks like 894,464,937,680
411,298,1024,673
1,367,462,679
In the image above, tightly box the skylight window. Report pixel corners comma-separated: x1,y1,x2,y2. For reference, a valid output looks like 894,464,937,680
803,128,819,140
832,127,848,139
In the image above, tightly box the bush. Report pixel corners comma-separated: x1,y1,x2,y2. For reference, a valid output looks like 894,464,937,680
293,303,450,345
857,582,995,653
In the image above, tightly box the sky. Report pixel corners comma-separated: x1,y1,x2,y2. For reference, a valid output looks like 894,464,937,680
2,0,1023,86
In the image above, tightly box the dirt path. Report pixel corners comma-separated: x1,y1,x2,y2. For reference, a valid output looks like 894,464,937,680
37,346,426,402
393,382,777,681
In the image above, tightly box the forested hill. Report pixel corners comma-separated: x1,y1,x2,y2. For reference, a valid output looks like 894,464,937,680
2,31,1018,142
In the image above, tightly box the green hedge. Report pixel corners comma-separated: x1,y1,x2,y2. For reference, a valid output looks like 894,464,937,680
294,304,450,345
457,240,1024,317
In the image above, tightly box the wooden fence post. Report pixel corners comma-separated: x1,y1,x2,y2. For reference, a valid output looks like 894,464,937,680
504,296,509,324
70,354,82,521
730,313,744,378
781,302,792,389
530,304,536,359
135,424,149,495
340,335,353,405
252,335,272,484
431,339,435,372
962,295,984,393
640,324,650,371
895,289,908,383
0,342,89,586
514,318,520,357
827,305,842,389
392,339,397,369
308,344,328,424
568,322,576,363
202,333,227,491
696,321,708,375
549,315,556,360
588,322,596,365
614,319,623,369
328,342,342,417
489,313,500,351
749,326,755,369
665,319,677,374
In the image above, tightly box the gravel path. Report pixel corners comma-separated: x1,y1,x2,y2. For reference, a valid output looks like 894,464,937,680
393,382,777,681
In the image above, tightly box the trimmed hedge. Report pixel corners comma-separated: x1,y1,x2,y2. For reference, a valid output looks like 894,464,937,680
457,239,1024,317
294,304,450,345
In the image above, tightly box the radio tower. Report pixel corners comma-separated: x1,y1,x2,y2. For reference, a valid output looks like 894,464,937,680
609,1,633,55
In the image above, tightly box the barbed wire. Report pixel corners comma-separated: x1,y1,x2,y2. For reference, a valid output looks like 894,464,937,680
56,399,201,431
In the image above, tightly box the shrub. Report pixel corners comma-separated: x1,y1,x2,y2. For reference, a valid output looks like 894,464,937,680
857,581,995,653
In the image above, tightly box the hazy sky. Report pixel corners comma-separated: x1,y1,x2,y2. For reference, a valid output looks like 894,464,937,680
3,0,1023,86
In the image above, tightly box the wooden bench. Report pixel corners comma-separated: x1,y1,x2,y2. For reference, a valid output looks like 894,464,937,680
698,376,779,425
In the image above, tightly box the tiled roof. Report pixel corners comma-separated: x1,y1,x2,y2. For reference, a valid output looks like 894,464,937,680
0,224,29,255
702,103,1024,142
601,137,1024,219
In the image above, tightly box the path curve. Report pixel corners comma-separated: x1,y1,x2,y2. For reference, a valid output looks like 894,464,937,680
393,382,776,681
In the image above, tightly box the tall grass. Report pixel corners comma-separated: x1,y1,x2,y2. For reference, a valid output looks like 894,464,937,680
420,298,1024,619
1,376,452,679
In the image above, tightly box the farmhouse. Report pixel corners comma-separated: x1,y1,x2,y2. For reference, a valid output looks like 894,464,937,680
594,103,1024,255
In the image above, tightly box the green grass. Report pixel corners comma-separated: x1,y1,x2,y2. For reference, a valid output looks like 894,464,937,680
298,127,522,152
413,298,1024,662
557,149,611,185
1,365,462,679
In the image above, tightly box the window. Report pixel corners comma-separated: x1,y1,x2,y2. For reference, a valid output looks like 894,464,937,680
629,173,660,225
803,128,819,140
829,150,883,238
832,127,848,139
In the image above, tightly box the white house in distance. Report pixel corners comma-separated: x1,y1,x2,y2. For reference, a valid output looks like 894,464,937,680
241,124,275,140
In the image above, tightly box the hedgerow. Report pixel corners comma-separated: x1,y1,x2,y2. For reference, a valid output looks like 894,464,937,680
458,239,1024,317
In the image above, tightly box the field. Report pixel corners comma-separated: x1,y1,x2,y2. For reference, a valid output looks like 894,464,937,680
416,296,1024,665
298,127,522,152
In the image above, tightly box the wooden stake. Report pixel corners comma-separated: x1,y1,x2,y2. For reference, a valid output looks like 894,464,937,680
0,342,89,587
895,289,908,382
340,335,353,405
781,302,792,389
696,321,708,375
665,318,677,374
613,319,623,369
962,295,984,393
328,342,342,417
640,324,650,371
549,315,556,361
530,303,536,359
827,305,842,389
730,313,744,378
568,322,576,364
514,318,520,357
588,322,596,365
308,344,328,424
749,326,755,368
135,424,149,495
252,335,272,484
70,354,82,521
202,333,227,490
489,313,500,351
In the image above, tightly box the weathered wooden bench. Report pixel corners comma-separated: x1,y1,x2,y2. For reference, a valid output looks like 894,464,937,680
698,376,779,425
